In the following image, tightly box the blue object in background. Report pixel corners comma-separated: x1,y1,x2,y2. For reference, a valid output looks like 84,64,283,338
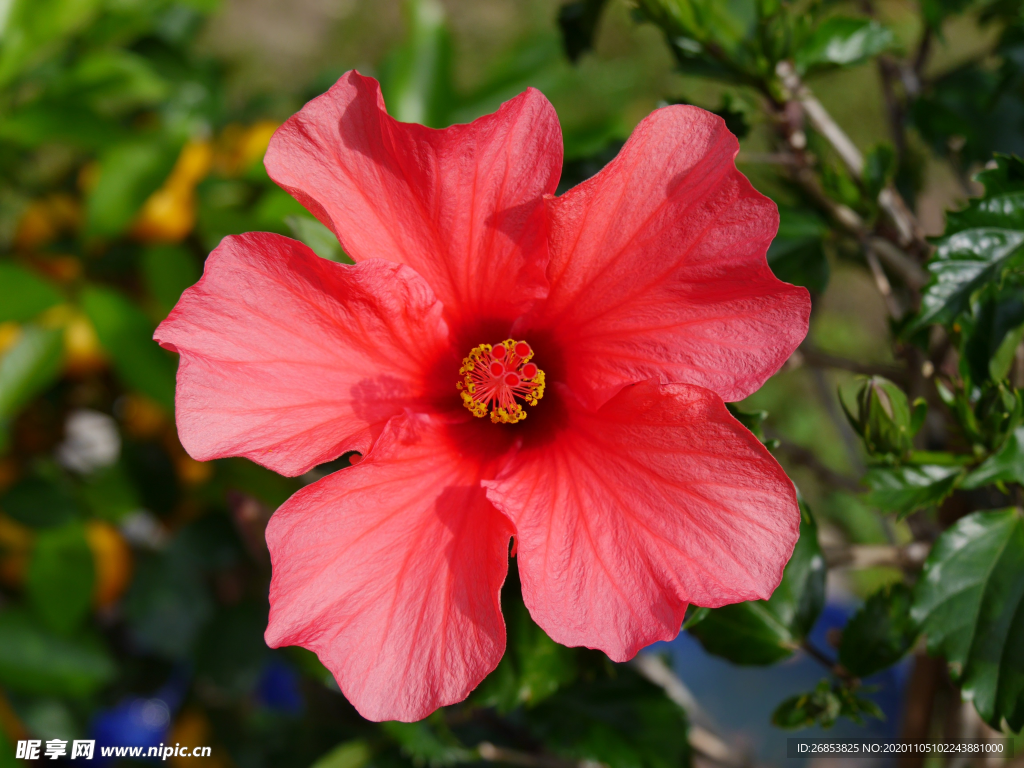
255,657,304,715
89,667,189,765
645,600,912,767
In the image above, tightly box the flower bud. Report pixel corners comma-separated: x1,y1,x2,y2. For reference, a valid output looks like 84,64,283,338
842,377,924,460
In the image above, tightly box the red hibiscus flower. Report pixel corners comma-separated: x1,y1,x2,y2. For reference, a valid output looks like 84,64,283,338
154,72,810,722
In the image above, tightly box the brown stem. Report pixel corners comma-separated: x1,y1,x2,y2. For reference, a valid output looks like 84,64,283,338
799,344,908,382
775,60,930,254
801,639,855,683
478,743,605,768
769,435,863,492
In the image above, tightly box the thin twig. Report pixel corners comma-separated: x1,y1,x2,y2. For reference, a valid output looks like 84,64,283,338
822,542,931,570
801,640,855,683
630,655,751,768
775,60,929,253
799,344,907,381
769,435,863,492
477,743,604,768
864,245,904,318
868,236,928,289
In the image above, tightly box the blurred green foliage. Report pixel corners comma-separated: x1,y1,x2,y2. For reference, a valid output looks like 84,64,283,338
1,0,1024,764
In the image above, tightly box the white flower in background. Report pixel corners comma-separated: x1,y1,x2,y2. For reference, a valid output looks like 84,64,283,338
56,409,121,474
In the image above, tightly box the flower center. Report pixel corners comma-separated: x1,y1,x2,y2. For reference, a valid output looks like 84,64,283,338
458,339,546,423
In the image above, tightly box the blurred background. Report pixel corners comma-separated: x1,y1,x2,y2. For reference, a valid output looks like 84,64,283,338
1,0,1023,766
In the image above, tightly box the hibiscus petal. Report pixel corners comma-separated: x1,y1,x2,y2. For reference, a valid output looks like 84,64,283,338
265,71,562,341
527,105,810,408
484,381,799,661
265,413,514,722
154,232,451,477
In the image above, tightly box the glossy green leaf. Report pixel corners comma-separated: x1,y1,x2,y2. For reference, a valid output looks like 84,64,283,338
909,156,1024,334
794,18,895,74
839,583,919,677
0,609,115,697
912,509,1024,730
81,284,176,411
86,137,181,236
141,244,201,316
864,464,964,519
963,427,1024,489
910,228,1024,332
0,263,63,323
945,156,1024,235
688,507,825,665
766,207,829,294
961,290,1024,385
26,521,95,634
0,325,64,450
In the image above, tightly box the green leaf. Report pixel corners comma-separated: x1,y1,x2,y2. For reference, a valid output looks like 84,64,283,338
558,0,609,62
0,324,64,450
0,0,103,85
26,521,95,634
66,49,169,115
81,284,176,411
141,244,201,316
85,137,182,236
383,717,474,767
864,464,964,518
911,508,1024,730
0,100,126,150
772,680,842,729
285,215,350,263
863,143,896,199
909,156,1024,334
378,0,454,128
528,662,690,768
838,583,919,677
0,608,115,697
0,263,62,323
962,427,1024,489
474,571,577,711
961,289,1024,385
794,18,895,74
310,741,372,768
0,475,79,528
772,679,884,729
766,206,830,294
910,228,1024,332
688,506,825,664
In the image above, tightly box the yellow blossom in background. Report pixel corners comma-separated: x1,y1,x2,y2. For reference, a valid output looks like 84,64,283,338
0,323,21,356
214,120,279,176
13,195,82,252
133,141,214,243
85,520,133,608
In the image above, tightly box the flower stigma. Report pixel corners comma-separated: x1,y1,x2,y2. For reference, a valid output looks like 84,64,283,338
458,339,546,423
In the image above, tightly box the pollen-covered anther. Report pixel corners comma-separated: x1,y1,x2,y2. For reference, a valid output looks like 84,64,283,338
458,339,546,423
